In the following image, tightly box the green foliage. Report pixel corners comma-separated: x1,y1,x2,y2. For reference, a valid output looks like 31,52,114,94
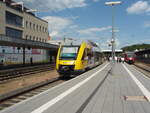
121,43,150,52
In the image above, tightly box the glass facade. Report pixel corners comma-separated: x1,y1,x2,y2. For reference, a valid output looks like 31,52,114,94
6,11,23,27
6,27,23,39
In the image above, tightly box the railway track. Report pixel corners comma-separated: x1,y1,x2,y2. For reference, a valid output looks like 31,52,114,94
134,63,150,73
0,78,66,111
133,63,150,78
0,64,55,82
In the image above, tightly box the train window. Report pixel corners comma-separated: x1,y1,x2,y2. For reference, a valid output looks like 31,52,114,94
82,49,88,60
82,50,85,60
60,46,79,60
127,53,134,58
87,51,93,57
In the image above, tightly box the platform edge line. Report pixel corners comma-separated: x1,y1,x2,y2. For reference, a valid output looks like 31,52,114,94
122,64,150,102
31,63,109,113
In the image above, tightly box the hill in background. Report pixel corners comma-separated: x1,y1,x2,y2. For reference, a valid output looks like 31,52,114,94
121,43,150,52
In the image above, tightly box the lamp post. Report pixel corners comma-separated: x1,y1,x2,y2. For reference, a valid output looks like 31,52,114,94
105,1,122,62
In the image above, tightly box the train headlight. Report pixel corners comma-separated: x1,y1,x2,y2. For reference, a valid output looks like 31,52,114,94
63,61,75,65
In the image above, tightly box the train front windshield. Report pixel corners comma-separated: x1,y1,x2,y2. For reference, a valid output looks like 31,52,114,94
60,46,79,60
127,53,135,58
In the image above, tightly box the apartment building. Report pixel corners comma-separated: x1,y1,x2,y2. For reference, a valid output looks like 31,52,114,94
0,0,50,64
0,0,48,42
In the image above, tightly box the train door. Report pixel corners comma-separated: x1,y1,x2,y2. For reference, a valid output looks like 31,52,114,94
87,48,94,68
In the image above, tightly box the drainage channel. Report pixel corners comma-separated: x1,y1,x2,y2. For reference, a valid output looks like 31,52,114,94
123,96,148,102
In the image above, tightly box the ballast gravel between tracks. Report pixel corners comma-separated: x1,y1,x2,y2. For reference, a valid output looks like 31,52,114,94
0,77,59,102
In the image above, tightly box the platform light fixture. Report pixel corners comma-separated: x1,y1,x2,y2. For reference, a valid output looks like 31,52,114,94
105,1,122,6
105,1,122,62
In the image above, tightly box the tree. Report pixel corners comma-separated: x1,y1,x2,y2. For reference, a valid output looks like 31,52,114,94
121,43,150,52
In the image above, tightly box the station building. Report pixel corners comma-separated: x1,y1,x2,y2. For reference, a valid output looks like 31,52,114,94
0,0,48,42
0,0,53,64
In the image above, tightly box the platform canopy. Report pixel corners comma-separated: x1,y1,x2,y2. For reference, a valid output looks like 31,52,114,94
0,35,58,49
102,49,123,53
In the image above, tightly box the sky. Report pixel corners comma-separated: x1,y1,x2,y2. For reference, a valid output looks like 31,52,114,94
15,0,150,49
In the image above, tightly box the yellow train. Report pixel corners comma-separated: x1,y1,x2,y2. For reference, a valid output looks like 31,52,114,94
56,41,103,77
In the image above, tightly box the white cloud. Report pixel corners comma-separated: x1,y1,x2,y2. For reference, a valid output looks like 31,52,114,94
42,16,73,31
115,38,120,47
100,37,120,49
78,26,112,35
42,16,78,39
14,0,87,11
127,1,150,14
49,31,59,37
100,39,111,50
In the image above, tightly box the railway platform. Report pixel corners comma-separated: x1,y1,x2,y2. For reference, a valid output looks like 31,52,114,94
0,62,150,113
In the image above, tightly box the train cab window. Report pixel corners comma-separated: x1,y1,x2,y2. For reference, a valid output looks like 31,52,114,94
60,46,79,60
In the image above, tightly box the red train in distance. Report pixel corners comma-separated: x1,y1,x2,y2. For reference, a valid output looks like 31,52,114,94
124,52,136,64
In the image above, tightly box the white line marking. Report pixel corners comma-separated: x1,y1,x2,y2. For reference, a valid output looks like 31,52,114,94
0,63,108,113
31,63,109,113
123,64,150,102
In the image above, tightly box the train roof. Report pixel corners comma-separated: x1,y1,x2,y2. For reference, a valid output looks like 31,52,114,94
62,41,101,52
63,40,99,47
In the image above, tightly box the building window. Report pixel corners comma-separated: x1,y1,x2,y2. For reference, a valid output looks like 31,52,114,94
26,21,28,28
45,28,47,32
36,25,38,31
6,27,23,39
40,38,42,41
30,22,32,29
6,11,23,27
33,36,35,40
30,36,32,40
33,24,35,30
36,37,38,41
43,27,44,32
2,49,5,53
26,35,28,39
40,26,41,32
